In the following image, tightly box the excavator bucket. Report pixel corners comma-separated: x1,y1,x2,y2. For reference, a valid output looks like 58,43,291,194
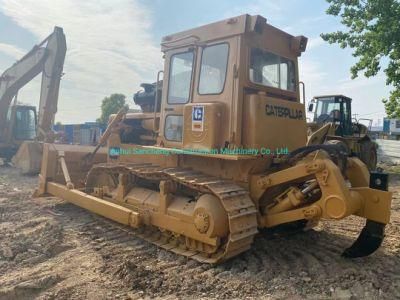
12,141,43,174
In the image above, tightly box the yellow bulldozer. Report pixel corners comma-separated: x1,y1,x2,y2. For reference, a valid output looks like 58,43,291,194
36,15,392,263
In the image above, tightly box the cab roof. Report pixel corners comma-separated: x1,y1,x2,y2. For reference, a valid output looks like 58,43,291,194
161,14,307,55
314,95,352,102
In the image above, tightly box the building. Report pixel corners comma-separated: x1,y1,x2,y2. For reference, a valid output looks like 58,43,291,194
53,122,104,145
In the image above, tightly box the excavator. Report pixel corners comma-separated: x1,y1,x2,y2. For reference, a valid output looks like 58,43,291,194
307,95,378,170
0,26,66,173
36,15,391,263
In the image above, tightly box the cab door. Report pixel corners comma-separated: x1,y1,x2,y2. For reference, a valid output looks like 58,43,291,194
159,48,196,148
13,106,37,140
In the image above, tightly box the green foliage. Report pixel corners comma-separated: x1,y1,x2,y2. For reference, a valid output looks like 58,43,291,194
321,0,400,117
97,93,128,125
383,90,400,118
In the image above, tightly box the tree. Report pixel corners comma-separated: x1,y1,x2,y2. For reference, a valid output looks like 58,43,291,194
321,0,400,118
97,93,129,125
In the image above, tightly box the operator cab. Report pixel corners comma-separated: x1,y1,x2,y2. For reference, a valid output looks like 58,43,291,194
158,15,307,151
309,95,352,136
7,105,37,141
122,15,308,154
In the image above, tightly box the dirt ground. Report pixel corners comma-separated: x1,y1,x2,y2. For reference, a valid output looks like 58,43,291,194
0,165,399,299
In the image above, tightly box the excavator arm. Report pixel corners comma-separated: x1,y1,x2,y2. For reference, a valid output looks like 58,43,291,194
37,27,67,141
0,26,66,142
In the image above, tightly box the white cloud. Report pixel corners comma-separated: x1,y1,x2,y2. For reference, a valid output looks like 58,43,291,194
222,0,284,20
337,73,386,91
335,73,390,118
299,57,328,98
0,0,162,123
0,43,25,59
307,36,325,50
299,15,326,25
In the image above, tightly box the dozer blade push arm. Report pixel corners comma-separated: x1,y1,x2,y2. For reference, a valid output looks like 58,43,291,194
83,107,128,163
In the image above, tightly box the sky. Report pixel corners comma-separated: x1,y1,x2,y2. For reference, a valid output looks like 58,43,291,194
0,0,391,125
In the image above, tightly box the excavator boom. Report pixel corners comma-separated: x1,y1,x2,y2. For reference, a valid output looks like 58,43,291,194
0,27,66,173
0,47,46,132
0,27,66,144
37,27,67,140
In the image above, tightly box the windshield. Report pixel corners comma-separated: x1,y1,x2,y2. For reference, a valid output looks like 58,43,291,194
249,48,296,91
167,51,194,104
315,97,339,116
198,43,229,94
314,97,344,124
14,107,36,140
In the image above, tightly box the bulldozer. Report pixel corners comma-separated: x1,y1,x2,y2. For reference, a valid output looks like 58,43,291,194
0,27,66,173
36,15,392,263
307,95,378,170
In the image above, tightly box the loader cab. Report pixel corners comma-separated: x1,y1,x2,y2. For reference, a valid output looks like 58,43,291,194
310,95,353,136
157,14,308,152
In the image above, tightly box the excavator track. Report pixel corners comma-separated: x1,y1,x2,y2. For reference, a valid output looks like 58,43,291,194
85,163,259,263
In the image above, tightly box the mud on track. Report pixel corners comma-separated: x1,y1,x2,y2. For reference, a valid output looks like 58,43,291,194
0,166,399,299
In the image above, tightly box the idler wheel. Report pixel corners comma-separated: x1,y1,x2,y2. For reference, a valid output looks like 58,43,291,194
193,194,228,238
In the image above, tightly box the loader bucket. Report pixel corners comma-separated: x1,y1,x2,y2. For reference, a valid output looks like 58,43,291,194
12,141,43,174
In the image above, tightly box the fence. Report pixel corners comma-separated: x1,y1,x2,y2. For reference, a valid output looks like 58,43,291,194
376,139,400,164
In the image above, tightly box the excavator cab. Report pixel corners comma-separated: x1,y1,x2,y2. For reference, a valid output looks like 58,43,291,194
309,95,353,136
0,104,37,158
10,105,37,141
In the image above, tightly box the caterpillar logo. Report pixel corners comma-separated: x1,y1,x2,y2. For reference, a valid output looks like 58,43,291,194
265,104,303,120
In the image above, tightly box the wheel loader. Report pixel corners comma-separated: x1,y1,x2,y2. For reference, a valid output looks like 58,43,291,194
307,95,378,170
36,15,392,263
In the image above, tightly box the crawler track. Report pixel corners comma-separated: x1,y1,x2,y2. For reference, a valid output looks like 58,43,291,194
85,163,258,263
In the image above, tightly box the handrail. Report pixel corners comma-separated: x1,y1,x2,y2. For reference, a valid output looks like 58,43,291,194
153,70,163,133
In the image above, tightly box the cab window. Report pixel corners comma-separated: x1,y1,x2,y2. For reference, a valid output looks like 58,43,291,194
249,48,296,91
167,51,194,104
14,108,36,140
164,115,183,141
198,43,229,94
315,97,340,118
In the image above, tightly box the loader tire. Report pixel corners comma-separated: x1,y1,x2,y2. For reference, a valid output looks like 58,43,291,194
360,141,377,171
324,139,349,173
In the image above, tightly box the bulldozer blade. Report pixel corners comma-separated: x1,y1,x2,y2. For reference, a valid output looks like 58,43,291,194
342,220,385,258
